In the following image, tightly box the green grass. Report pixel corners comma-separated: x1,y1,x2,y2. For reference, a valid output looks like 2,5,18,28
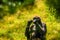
0,0,60,40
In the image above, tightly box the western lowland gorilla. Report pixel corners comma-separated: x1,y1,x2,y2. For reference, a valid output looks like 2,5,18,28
25,16,47,40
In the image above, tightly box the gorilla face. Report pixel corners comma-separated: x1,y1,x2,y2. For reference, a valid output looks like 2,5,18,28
33,16,41,24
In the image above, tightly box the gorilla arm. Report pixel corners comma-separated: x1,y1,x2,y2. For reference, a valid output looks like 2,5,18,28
41,23,47,35
37,23,47,35
25,20,32,37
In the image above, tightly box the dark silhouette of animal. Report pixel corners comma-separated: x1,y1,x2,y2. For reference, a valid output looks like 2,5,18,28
25,16,47,40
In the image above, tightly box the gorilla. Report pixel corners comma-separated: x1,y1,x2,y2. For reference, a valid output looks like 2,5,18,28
25,16,47,40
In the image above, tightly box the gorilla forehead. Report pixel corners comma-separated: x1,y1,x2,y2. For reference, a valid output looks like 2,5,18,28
33,16,41,21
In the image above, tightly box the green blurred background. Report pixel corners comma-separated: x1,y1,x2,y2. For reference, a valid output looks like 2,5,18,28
0,0,60,40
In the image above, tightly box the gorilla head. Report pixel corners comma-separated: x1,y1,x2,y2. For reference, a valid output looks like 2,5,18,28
33,16,42,24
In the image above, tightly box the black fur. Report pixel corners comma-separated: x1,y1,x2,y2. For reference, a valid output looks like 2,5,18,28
25,16,47,40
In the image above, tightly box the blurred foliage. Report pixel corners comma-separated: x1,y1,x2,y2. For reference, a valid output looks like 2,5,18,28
0,0,35,19
0,0,60,40
45,0,60,19
0,5,8,19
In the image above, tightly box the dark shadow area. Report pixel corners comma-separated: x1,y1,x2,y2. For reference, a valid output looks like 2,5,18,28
45,0,60,22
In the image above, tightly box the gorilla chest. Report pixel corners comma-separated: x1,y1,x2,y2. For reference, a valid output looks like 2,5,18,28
29,25,41,33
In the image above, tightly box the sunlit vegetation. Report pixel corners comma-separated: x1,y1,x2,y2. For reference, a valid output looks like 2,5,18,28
0,0,60,40
45,0,60,20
